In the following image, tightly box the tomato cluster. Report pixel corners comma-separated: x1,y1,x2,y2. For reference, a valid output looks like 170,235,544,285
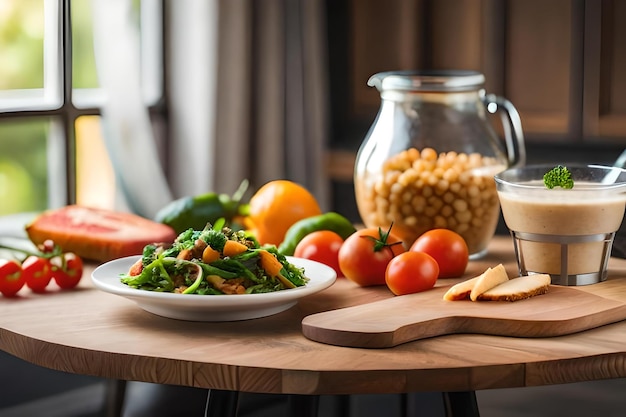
0,239,83,297
293,224,469,297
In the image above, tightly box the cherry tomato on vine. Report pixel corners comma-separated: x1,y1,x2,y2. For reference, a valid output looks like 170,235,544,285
294,230,344,277
385,251,439,295
410,229,469,278
38,239,56,254
51,252,84,289
22,256,52,293
0,259,25,297
338,226,405,286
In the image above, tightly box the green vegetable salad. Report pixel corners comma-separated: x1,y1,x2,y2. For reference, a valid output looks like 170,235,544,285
121,222,308,295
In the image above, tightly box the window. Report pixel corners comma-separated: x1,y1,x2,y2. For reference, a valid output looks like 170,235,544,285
0,0,164,216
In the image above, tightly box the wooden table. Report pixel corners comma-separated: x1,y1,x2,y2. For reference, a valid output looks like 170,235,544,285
1,236,626,416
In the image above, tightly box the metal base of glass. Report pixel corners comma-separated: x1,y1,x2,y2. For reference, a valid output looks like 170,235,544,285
510,230,615,286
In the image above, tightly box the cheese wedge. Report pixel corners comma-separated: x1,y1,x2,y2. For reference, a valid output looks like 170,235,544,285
469,263,509,301
478,274,551,302
443,275,483,301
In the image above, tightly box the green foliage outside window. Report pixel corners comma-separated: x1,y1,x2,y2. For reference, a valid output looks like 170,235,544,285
0,0,44,90
0,120,48,215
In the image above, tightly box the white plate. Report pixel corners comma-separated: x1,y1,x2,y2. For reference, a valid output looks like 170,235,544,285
91,256,336,321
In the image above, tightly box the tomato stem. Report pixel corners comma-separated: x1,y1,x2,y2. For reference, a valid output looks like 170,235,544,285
360,223,404,256
0,240,64,261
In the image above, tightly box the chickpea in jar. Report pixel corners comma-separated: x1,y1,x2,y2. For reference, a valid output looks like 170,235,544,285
355,147,506,257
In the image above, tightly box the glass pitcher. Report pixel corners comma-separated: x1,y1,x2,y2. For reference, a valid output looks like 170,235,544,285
354,70,525,258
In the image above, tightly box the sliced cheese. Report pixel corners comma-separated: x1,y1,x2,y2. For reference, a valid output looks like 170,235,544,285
469,263,509,301
478,274,551,302
443,275,484,301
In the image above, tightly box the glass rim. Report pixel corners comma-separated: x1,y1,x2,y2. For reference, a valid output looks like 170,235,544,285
494,163,626,193
367,70,485,92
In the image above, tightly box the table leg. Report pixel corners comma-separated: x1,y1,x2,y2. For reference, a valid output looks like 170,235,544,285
442,391,480,417
204,389,239,417
288,394,319,417
104,379,127,417
400,393,408,415
333,395,351,416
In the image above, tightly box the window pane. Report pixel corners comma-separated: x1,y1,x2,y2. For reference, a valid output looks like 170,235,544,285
72,0,162,107
75,116,115,209
0,118,49,215
0,0,45,90
71,0,98,89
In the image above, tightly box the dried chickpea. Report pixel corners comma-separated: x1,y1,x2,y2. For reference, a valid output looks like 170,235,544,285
354,147,506,255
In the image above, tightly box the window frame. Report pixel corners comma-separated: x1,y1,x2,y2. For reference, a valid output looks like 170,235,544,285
0,0,167,211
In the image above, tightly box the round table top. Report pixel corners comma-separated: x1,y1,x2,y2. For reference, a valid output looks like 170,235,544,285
1,236,626,395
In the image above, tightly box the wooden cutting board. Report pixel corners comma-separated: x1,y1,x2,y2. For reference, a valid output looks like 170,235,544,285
301,284,626,348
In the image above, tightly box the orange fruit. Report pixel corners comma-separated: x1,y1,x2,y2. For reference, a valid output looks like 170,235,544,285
245,180,322,246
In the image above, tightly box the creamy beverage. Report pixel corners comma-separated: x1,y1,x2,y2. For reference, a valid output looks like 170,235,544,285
498,182,626,277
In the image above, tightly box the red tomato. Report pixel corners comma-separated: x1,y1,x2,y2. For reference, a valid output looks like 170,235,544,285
0,259,25,297
294,231,344,277
51,252,84,289
410,229,469,278
385,251,439,295
338,226,405,286
22,256,52,293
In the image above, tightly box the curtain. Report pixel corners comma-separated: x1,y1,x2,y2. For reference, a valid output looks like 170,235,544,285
168,0,330,209
92,0,173,218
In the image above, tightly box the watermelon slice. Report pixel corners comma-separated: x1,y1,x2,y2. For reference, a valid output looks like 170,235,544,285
25,205,177,262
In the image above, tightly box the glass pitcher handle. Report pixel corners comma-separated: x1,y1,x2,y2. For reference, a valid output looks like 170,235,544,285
482,94,526,168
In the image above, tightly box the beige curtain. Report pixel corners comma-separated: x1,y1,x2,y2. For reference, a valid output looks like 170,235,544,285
168,0,330,209
93,0,174,218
